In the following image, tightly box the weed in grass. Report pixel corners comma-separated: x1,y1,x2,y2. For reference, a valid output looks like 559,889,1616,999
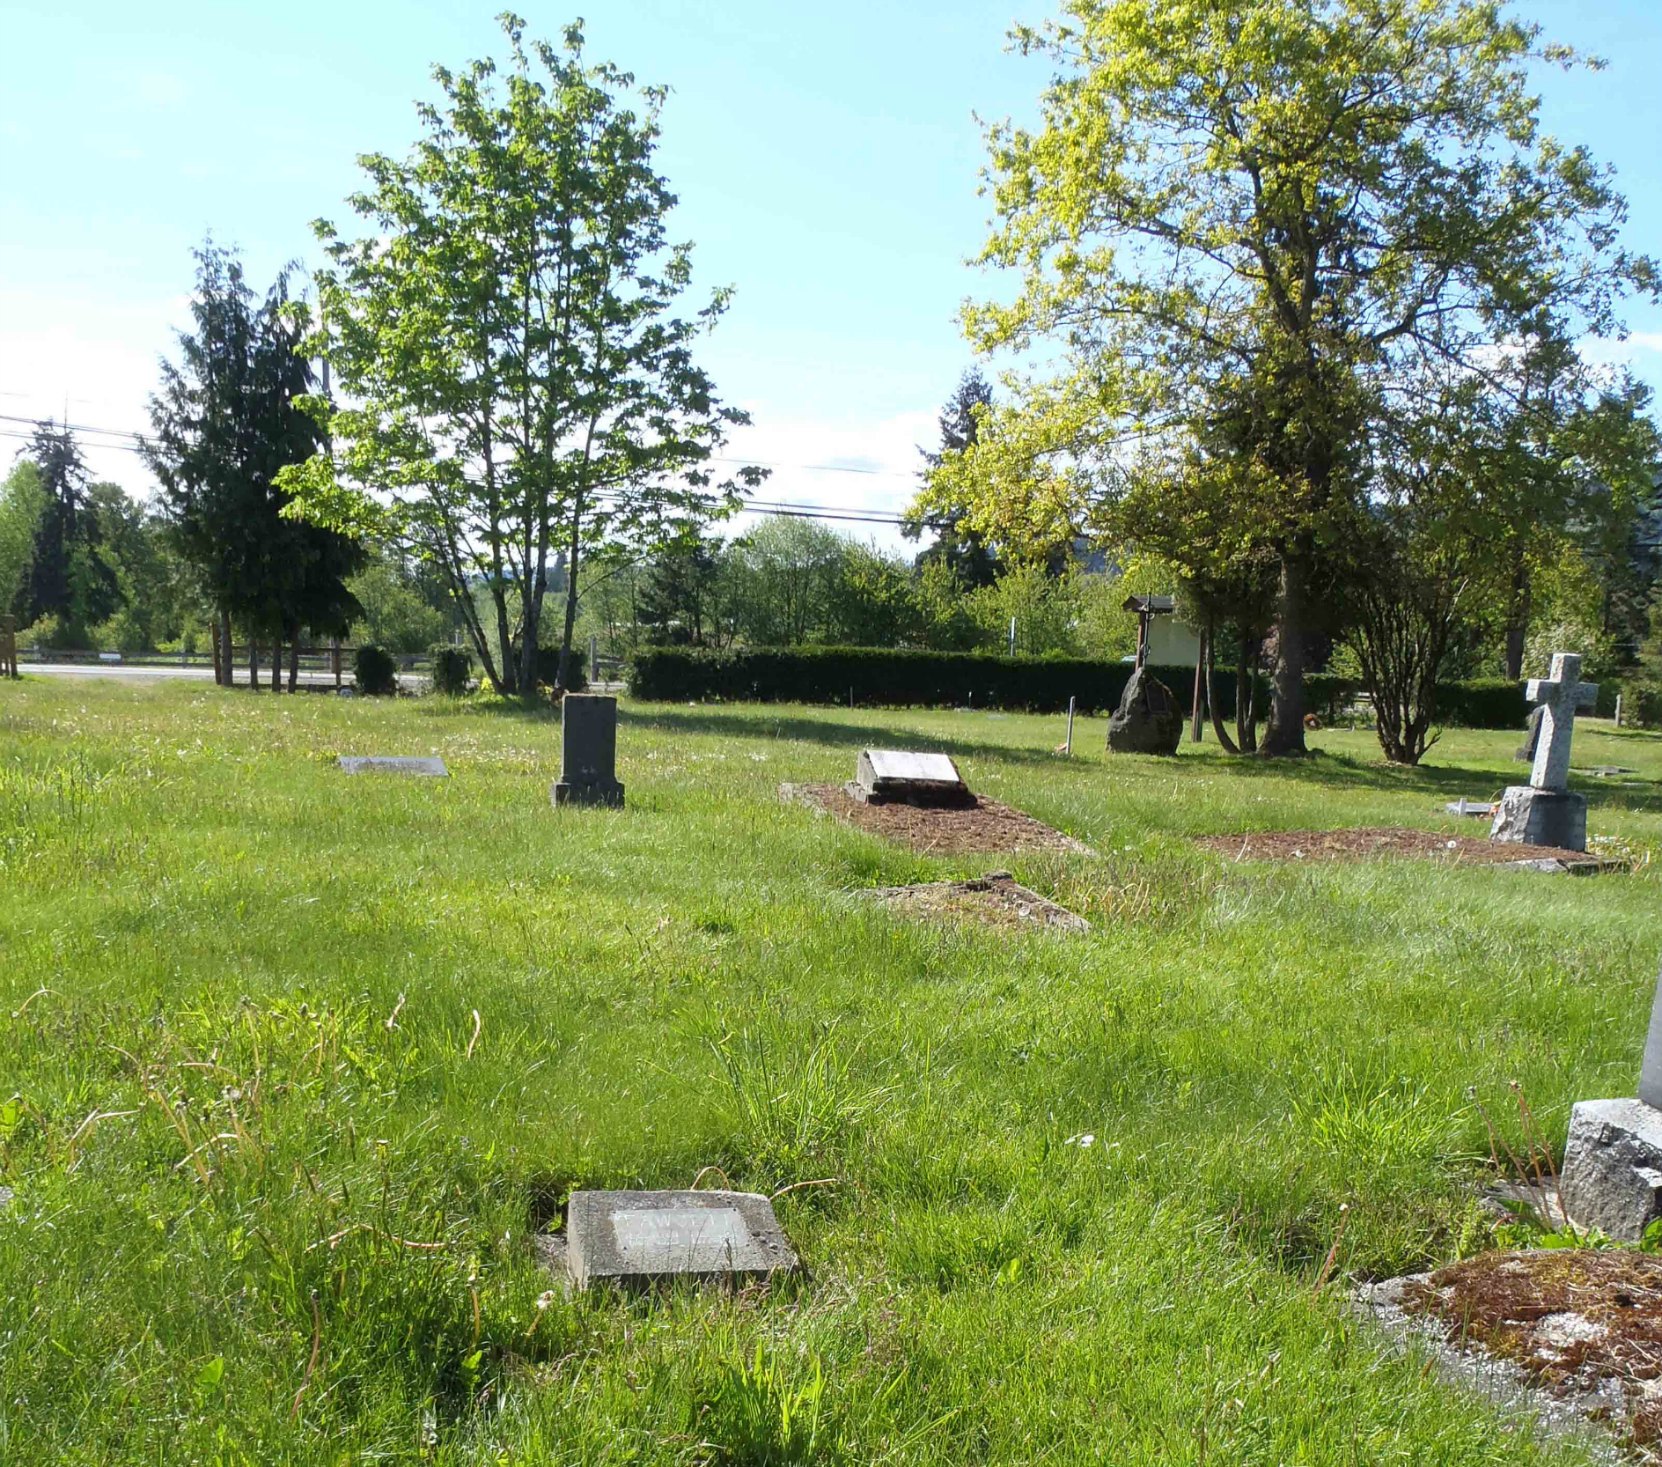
701,1343,833,1465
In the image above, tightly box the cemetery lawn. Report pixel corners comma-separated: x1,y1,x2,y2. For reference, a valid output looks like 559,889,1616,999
7,680,1662,1466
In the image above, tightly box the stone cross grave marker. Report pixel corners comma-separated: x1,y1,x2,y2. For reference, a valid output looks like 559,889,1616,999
562,1189,799,1290
338,755,448,777
1489,652,1596,851
1558,958,1662,1240
551,693,624,807
851,749,970,807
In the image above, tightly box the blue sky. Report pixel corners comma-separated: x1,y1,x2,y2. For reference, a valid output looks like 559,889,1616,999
2,0,1659,550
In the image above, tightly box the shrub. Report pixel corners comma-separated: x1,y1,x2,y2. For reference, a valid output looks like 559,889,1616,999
430,645,471,697
354,645,399,696
1432,678,1526,730
530,646,587,692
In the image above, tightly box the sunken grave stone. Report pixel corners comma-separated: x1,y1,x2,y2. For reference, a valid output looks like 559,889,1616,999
1559,958,1662,1242
1490,653,1595,853
850,749,971,807
563,1189,799,1290
338,755,447,776
551,693,624,808
1107,665,1183,756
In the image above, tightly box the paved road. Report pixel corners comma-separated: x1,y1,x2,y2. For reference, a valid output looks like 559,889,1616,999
20,662,361,689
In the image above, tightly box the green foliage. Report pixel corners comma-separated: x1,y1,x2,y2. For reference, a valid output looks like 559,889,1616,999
284,16,753,697
353,645,398,696
347,551,450,654
531,645,586,693
429,645,471,697
146,242,364,655
0,460,46,617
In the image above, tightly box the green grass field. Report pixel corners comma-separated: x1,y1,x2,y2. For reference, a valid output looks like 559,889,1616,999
4,677,1662,1464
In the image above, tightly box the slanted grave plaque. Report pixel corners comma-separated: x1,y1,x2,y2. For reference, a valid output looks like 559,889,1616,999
338,755,448,777
851,748,970,807
563,1189,799,1290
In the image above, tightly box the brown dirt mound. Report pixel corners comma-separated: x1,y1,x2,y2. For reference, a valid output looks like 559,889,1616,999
780,783,1090,855
860,871,1088,932
1196,827,1609,868
1401,1249,1662,1454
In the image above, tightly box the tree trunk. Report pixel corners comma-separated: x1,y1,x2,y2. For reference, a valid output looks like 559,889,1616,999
248,637,259,693
555,507,582,692
287,630,299,694
1503,548,1530,681
1190,627,1206,743
270,639,281,693
1258,554,1309,756
1206,623,1242,755
218,608,233,687
1235,637,1260,755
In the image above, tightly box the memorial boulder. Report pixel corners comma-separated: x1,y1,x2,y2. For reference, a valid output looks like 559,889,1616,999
1107,666,1183,756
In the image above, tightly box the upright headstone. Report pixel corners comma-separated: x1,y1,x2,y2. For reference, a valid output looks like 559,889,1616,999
1559,960,1662,1241
551,693,624,807
1489,653,1596,851
562,1189,799,1290
851,749,970,807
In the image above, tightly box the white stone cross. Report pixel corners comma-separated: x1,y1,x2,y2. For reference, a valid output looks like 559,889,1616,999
1526,652,1598,792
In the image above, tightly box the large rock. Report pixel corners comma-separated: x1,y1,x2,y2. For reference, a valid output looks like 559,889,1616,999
1107,667,1183,756
1559,1099,1662,1242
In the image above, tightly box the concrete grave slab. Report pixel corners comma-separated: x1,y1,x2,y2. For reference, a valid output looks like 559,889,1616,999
338,755,448,777
851,748,970,807
563,1189,799,1290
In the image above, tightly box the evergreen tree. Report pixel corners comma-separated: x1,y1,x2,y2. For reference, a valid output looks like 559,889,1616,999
18,421,119,632
908,371,1001,589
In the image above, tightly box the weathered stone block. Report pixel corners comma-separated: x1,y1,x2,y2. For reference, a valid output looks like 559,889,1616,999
1559,1098,1662,1242
1489,786,1587,851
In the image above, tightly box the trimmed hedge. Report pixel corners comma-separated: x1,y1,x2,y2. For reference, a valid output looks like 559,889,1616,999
628,645,1535,728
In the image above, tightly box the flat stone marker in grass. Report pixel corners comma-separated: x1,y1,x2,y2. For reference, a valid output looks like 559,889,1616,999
563,1189,798,1290
1559,958,1662,1241
1445,798,1497,818
338,755,448,777
1490,652,1596,852
851,748,970,807
551,693,624,807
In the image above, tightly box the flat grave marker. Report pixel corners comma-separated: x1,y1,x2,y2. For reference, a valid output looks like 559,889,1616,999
338,755,448,777
561,1189,798,1290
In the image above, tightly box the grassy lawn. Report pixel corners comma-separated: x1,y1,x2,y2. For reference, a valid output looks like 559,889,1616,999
4,678,1662,1464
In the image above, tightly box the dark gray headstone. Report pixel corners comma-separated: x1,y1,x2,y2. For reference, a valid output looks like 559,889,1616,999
551,694,624,807
1514,704,1544,763
338,755,448,777
563,1189,798,1290
1107,666,1182,755
851,748,969,806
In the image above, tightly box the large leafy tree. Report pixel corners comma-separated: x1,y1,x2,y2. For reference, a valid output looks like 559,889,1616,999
0,461,47,621
280,15,758,697
935,0,1655,754
146,244,364,688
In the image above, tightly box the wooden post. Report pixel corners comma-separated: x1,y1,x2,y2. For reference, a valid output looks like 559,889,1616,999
1,614,17,679
1065,695,1075,756
1190,629,1206,743
1615,692,1624,728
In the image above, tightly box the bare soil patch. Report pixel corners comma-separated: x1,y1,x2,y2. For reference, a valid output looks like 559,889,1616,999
1399,1250,1662,1458
1196,826,1615,871
780,782,1090,856
860,871,1088,932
